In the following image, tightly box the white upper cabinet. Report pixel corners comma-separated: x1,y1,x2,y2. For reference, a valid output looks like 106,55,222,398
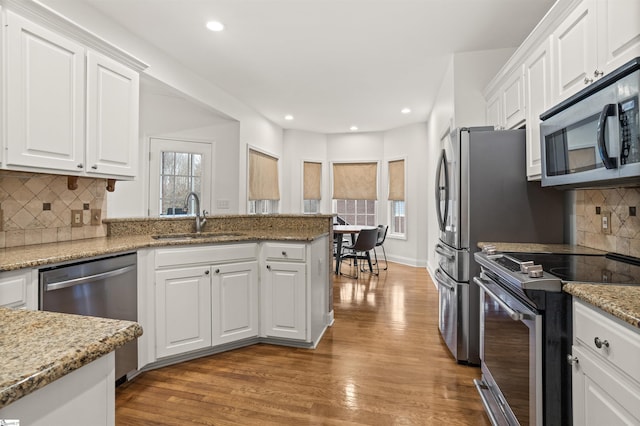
485,92,503,129
552,0,640,103
502,65,526,130
524,38,553,180
86,51,139,178
2,4,146,179
6,11,86,172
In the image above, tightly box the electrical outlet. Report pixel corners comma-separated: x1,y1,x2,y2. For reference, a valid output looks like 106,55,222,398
71,209,83,227
601,211,611,234
0,209,3,232
90,209,102,226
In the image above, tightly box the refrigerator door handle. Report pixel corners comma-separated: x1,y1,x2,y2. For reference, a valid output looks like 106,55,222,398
435,244,455,261
435,149,449,233
435,268,456,291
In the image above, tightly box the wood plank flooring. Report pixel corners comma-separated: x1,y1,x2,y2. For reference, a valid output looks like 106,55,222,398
116,262,490,425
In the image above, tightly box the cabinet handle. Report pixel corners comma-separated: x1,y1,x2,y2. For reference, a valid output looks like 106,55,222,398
77,163,84,169
584,77,594,84
204,270,210,275
594,337,609,349
91,165,98,169
267,265,271,270
215,269,220,274
566,354,579,366
594,69,604,78
281,251,287,257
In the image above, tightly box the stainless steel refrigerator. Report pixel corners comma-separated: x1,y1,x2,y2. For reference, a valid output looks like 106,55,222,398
433,127,565,365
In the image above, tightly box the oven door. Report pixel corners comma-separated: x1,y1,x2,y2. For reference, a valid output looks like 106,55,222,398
474,273,542,426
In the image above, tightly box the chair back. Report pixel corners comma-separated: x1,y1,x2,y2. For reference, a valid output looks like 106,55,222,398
335,216,348,225
376,225,388,246
352,228,378,251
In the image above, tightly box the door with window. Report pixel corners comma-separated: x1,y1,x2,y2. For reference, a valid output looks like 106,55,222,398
148,138,213,216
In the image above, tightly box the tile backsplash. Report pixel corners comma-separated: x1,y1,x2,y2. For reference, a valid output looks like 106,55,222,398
575,187,640,257
0,171,107,248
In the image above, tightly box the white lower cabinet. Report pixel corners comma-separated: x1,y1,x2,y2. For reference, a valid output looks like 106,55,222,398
211,261,259,345
155,266,212,358
261,261,306,340
0,269,37,310
570,299,640,425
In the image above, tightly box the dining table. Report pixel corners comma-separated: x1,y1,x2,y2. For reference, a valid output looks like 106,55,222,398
333,225,377,275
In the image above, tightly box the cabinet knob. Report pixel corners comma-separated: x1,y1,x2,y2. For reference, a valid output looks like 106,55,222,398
281,251,287,256
594,337,609,349
566,354,579,366
215,268,220,274
267,265,271,270
91,165,98,170
77,163,84,169
204,270,210,275
584,77,594,85
594,69,604,78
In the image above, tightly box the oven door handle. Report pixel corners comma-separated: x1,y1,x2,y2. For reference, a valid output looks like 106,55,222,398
45,265,136,292
474,276,524,321
435,244,455,261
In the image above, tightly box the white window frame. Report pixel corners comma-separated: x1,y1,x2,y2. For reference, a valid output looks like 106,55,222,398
330,160,380,225
247,145,280,215
387,156,407,239
302,159,323,214
148,137,213,217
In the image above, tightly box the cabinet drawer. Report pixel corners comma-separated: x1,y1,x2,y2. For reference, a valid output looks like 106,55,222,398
0,272,28,308
262,243,306,262
574,300,640,384
155,243,258,268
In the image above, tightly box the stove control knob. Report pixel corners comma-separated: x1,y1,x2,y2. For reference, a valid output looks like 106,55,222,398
482,245,497,255
520,261,534,274
528,265,544,278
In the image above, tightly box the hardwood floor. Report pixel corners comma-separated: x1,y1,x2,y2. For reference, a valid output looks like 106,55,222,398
116,262,490,425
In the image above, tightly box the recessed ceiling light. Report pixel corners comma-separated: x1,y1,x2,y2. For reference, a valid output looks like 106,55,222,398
350,126,358,131
206,21,225,32
284,115,294,120
401,108,411,114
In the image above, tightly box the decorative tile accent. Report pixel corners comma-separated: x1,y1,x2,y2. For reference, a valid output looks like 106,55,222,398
0,171,107,248
576,188,640,256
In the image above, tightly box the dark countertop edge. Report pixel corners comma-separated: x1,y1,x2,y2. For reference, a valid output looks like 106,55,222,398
0,317,143,409
477,241,608,255
0,231,330,272
563,283,640,329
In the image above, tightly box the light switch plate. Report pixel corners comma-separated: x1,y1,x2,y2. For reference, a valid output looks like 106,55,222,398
601,211,611,234
90,209,102,226
71,210,83,227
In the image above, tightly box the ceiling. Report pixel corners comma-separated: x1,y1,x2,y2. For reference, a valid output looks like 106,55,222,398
80,0,555,134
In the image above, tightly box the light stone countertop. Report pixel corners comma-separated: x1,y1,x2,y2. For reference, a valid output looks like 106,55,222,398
0,308,142,408
0,230,328,272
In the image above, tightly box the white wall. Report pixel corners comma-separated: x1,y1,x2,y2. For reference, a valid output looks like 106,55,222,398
41,0,283,215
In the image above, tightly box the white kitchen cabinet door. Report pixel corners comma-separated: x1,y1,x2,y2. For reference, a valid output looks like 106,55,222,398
552,0,598,102
86,50,139,178
571,345,640,425
262,262,306,340
503,65,525,130
596,0,640,75
211,261,259,346
524,38,553,181
485,92,503,129
6,11,85,172
155,266,212,358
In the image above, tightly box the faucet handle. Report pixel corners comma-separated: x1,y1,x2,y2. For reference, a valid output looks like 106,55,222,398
202,210,209,216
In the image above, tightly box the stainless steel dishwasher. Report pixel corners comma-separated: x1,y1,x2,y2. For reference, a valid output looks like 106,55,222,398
39,252,138,383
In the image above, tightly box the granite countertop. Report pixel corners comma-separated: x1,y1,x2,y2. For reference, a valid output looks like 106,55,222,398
564,284,640,329
0,230,328,272
0,308,142,408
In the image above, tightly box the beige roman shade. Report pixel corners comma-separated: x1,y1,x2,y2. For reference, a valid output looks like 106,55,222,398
388,159,405,201
332,162,377,200
248,149,280,200
303,161,322,200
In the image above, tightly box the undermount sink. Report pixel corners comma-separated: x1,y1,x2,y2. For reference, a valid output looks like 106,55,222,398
152,232,244,240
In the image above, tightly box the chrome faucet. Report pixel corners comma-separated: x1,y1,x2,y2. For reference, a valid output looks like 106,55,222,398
185,192,207,233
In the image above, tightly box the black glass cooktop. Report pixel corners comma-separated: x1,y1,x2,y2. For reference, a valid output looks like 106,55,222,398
504,252,640,285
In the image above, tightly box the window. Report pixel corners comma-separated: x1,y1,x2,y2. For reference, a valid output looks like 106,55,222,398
303,161,322,214
388,159,406,236
148,138,212,216
248,148,280,214
332,162,378,225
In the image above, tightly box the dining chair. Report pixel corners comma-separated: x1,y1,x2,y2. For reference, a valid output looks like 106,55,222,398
338,228,379,278
373,225,389,271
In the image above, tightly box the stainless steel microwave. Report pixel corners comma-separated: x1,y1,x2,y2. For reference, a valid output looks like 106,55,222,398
540,57,640,188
